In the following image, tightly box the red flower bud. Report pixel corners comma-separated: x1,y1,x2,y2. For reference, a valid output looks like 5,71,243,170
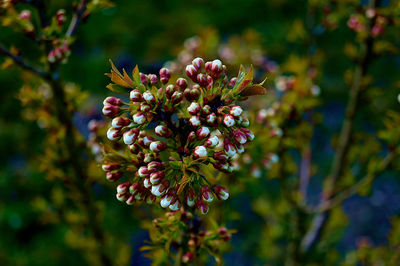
102,164,119,172
138,166,149,178
165,85,175,98
187,102,200,115
140,103,151,112
192,57,204,70
151,180,169,196
155,124,172,138
117,182,131,194
106,171,123,181
213,151,228,162
103,96,123,106
130,89,142,102
194,145,208,158
148,74,158,85
147,161,163,173
196,200,209,215
129,182,142,195
214,185,229,200
196,73,208,87
150,171,165,185
123,128,139,145
140,73,149,84
111,116,130,129
229,77,237,88
185,64,198,81
171,91,183,104
106,127,121,141
186,188,196,207
233,129,247,144
201,185,214,202
149,141,167,153
196,126,210,139
159,68,171,84
103,104,120,118
133,112,146,124
176,78,188,90
206,113,217,124
224,138,236,157
129,143,140,154
143,91,156,104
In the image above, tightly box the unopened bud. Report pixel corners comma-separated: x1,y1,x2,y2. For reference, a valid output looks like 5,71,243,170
112,116,130,129
192,57,204,70
196,126,210,139
176,78,188,90
185,64,198,81
149,141,167,153
223,114,235,127
194,145,207,158
148,74,158,85
133,112,146,124
106,171,123,181
214,185,229,200
130,89,142,102
123,128,139,145
107,127,120,141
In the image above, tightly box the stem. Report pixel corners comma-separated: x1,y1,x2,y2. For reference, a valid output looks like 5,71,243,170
301,0,381,253
66,0,88,37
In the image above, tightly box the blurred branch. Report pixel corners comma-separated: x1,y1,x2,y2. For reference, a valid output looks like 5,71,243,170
301,0,381,253
0,44,50,79
66,0,88,37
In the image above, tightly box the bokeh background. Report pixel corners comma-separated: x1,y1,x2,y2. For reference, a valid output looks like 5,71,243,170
1,0,399,265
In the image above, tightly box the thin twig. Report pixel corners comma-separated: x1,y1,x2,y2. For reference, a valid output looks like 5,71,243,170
66,0,88,37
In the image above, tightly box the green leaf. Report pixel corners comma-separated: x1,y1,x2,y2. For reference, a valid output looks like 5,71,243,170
106,83,131,93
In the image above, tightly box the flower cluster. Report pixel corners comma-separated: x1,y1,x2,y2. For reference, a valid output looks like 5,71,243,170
347,9,389,38
101,57,266,214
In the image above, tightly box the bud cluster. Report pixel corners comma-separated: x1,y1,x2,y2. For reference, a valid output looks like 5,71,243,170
101,58,265,214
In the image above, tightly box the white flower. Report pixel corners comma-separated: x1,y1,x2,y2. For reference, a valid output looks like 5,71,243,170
230,106,243,116
189,116,201,127
187,102,200,114
194,145,207,158
223,114,235,127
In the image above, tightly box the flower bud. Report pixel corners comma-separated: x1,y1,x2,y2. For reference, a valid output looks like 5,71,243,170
112,116,130,129
102,164,119,171
185,64,198,81
230,106,243,117
192,57,204,70
143,153,155,163
189,115,201,127
125,195,136,205
165,85,175,98
182,252,194,263
148,74,158,85
224,139,237,157
196,126,210,139
233,129,247,144
130,89,142,102
223,114,235,127
103,96,123,106
102,104,120,118
117,182,131,194
213,151,229,162
149,141,167,153
106,171,123,181
186,188,196,207
241,128,255,141
129,182,141,195
171,91,183,104
160,191,175,208
188,131,196,143
146,194,156,204
138,166,149,178
214,185,229,200
19,10,31,20
133,112,146,124
150,171,165,185
116,192,129,202
143,178,151,188
229,77,237,88
187,102,200,115
155,124,172,138
169,199,180,211
147,161,163,173
205,135,219,147
194,145,207,158
197,73,208,87
143,136,155,146
236,144,245,154
211,59,223,77
202,105,211,115
159,68,171,84
140,103,151,112
196,200,209,215
151,180,169,196
107,127,120,141
140,73,149,84
241,118,250,127
206,113,217,124
201,186,214,202
129,143,140,154
190,87,200,100
143,91,156,104
56,9,66,25
123,128,139,145
213,162,230,172
176,78,188,90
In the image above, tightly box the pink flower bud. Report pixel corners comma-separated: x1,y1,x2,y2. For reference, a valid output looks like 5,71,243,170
143,178,151,188
106,127,120,141
211,59,223,77
213,151,228,162
106,171,123,181
129,182,141,195
205,61,212,73
102,104,120,118
213,162,230,172
103,96,123,106
140,103,151,112
111,116,130,129
233,129,247,144
155,125,171,138
196,200,209,215
201,186,214,202
224,139,236,157
159,68,171,84
140,73,149,84
236,144,245,154
185,64,198,81
143,153,155,163
123,128,139,145
190,87,200,100
143,91,156,104
371,24,385,37
188,131,196,143
214,185,229,200
196,126,210,139
151,180,169,196
196,73,208,87
223,114,235,127
102,164,119,171
189,115,201,127
19,10,31,20
116,192,129,202
241,128,255,141
230,106,243,117
143,136,155,146
147,161,163,172
117,182,131,194
150,171,165,185
133,112,146,124
182,252,194,263
186,188,196,207
130,89,142,102
206,113,217,124
171,91,183,104
125,194,136,205
129,143,140,154
207,75,213,89
192,57,204,70
176,78,188,90
194,145,207,158
138,166,149,178
229,77,237,88
187,102,200,115
148,74,158,85
149,141,167,153
160,191,175,208
169,199,180,211
56,9,66,25
165,85,175,98
205,135,219,147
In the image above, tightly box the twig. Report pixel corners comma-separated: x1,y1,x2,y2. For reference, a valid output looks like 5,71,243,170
0,44,50,79
66,0,88,37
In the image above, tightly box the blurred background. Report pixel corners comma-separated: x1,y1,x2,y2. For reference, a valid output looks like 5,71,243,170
1,0,399,265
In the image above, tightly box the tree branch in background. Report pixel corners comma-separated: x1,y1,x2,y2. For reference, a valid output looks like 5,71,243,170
66,0,88,37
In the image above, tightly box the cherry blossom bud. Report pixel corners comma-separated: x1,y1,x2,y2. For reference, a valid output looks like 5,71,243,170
185,64,198,81
176,78,188,90
140,73,149,84
159,68,171,84
133,112,146,124
189,115,201,127
229,77,237,88
130,89,142,102
214,185,229,200
106,171,123,181
205,61,212,73
169,199,180,211
102,164,119,171
223,114,235,127
129,143,140,154
241,118,250,127
233,129,247,144
211,59,223,77
56,9,66,25
213,151,228,162
201,186,214,202
190,87,201,100
129,182,141,195
197,73,208,87
187,131,196,143
160,191,175,208
194,145,207,158
149,141,166,153
143,91,156,104
165,85,175,98
144,153,155,163
236,144,245,154
186,188,196,207
230,106,243,117
155,125,171,138
116,192,129,202
151,180,169,196
143,178,151,188
148,74,158,85
102,104,120,118
171,91,183,104
138,166,149,178
112,116,130,129
147,161,163,173
19,10,31,20
125,195,136,205
140,103,151,112
202,105,211,115
117,182,131,194
146,194,156,204
150,171,165,185
123,128,139,145
184,88,191,100
241,128,255,141
143,136,155,146
213,162,230,172
187,102,200,115
182,252,194,263
103,96,123,106
224,139,236,157
205,135,219,147
206,113,217,124
192,57,204,70
196,126,210,139
196,200,209,215
107,127,120,141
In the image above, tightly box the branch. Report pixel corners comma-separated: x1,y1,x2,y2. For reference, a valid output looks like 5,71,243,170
0,44,50,80
66,0,88,37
